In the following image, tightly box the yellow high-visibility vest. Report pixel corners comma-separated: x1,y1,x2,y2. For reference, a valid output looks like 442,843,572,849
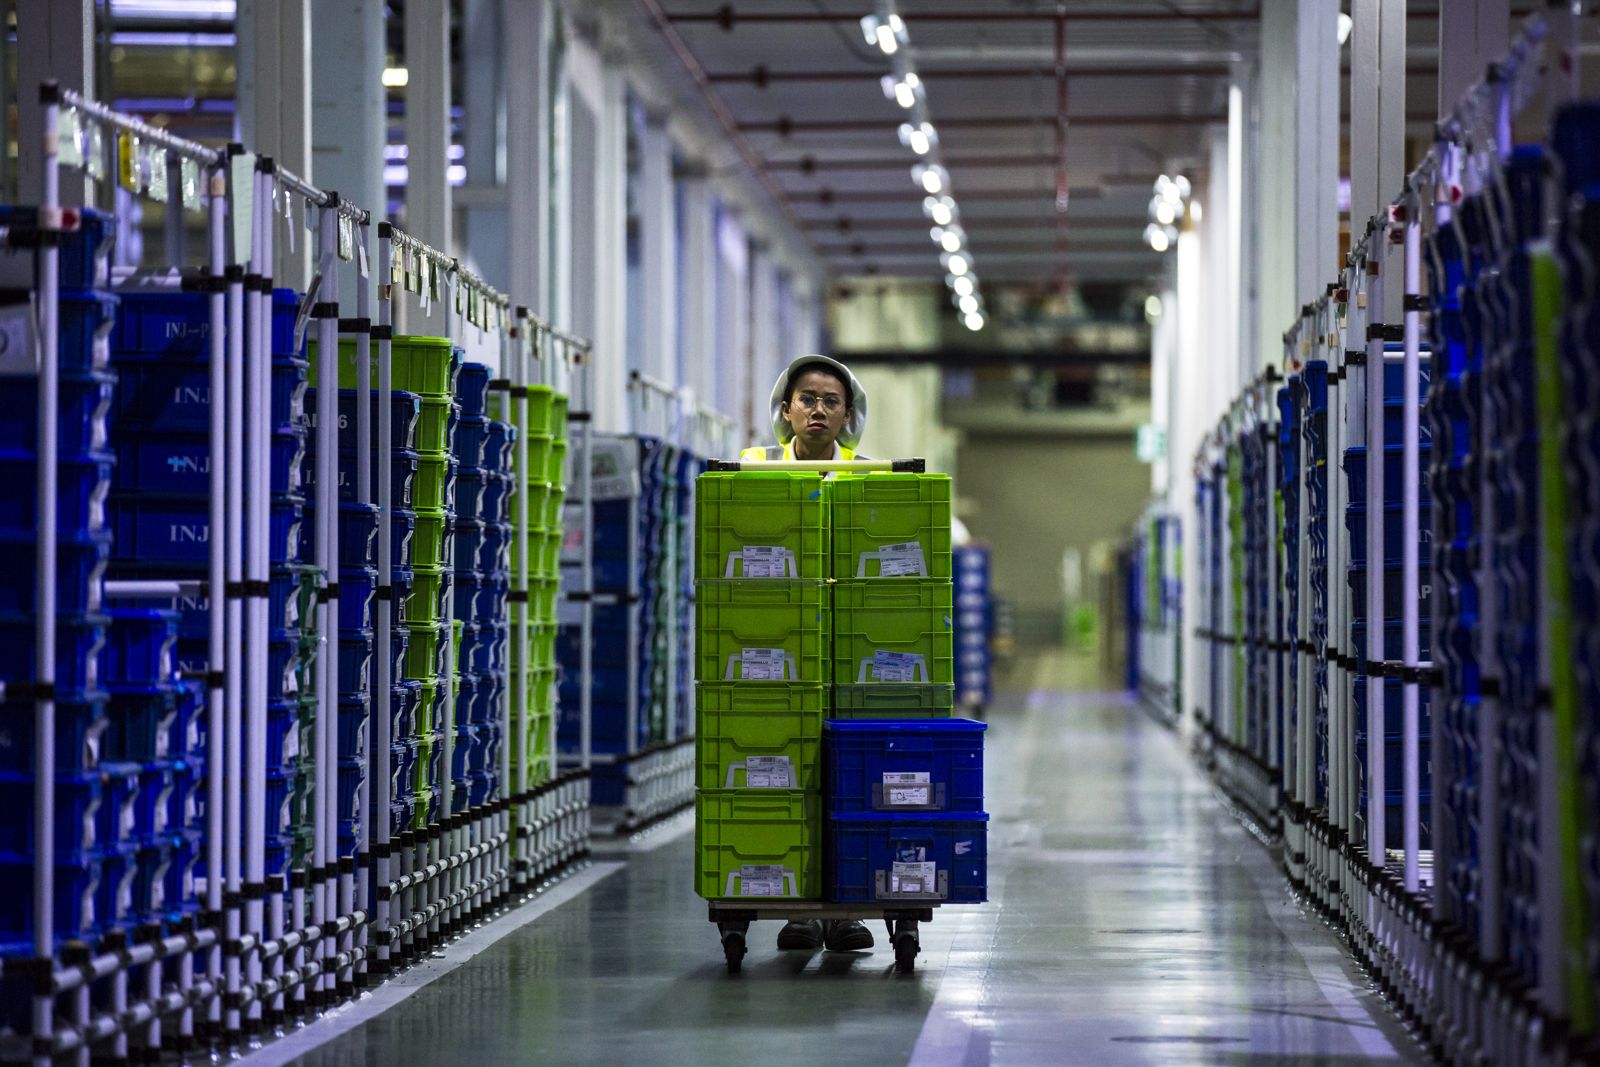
738,441,859,462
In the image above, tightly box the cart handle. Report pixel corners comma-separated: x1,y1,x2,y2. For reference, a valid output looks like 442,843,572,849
705,458,926,473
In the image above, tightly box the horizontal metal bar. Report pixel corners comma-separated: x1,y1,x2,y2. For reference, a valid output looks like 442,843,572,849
48,977,218,1056
60,87,223,167
708,63,1232,83
104,579,205,598
669,8,1262,23
49,925,219,995
740,112,1226,134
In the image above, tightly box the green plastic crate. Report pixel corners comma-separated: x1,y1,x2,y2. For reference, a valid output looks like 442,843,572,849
403,620,444,683
695,683,826,790
523,483,551,530
531,623,556,671
695,579,829,684
309,335,460,397
529,578,559,624
544,486,565,529
523,384,557,435
831,683,955,716
530,667,556,717
552,394,569,442
415,454,456,511
411,786,433,829
696,471,827,580
522,709,554,778
695,789,821,900
524,435,553,485
831,579,953,685
546,439,567,485
826,473,952,579
412,508,453,569
415,397,457,453
410,564,454,627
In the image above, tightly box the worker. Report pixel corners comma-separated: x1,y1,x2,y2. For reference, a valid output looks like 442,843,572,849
739,355,875,954
740,354,869,465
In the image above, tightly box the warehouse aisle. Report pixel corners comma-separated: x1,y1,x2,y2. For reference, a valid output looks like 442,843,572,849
265,656,1421,1066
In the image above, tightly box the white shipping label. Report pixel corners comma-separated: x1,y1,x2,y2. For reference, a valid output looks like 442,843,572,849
741,545,787,578
883,771,931,807
740,864,789,897
745,755,793,789
741,648,787,681
878,542,927,577
891,861,937,896
871,650,921,683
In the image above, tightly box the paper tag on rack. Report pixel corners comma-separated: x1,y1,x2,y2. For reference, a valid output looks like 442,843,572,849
739,865,788,897
86,124,106,182
356,236,369,277
181,158,202,213
283,187,296,255
871,650,921,682
891,861,936,895
883,771,931,807
391,246,403,285
741,545,787,578
877,542,926,577
745,756,793,789
147,150,168,203
740,648,787,681
229,150,255,262
117,132,138,192
58,108,83,169
337,214,354,261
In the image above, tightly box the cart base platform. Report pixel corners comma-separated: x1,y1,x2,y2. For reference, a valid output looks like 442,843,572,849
708,903,938,975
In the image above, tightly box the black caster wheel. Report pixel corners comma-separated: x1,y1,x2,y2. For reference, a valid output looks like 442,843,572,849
893,932,919,974
723,931,746,974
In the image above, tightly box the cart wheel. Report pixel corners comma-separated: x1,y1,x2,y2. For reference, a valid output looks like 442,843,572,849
722,930,746,974
892,931,919,974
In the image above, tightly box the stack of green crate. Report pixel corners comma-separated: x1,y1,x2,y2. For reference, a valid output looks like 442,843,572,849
824,473,955,717
693,471,829,901
510,383,568,785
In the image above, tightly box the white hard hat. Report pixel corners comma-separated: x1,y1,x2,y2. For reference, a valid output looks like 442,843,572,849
769,355,869,449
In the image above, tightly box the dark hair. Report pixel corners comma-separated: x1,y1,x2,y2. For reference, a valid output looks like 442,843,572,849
784,361,852,408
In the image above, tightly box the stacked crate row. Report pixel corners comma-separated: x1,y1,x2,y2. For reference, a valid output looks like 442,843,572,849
512,382,568,787
449,363,516,812
953,545,992,712
111,286,313,888
695,471,985,903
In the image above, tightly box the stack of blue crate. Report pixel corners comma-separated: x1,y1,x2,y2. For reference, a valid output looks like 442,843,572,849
108,286,313,880
1277,383,1299,776
1302,360,1330,809
1482,148,1549,990
1343,354,1433,854
953,545,992,711
824,719,988,903
0,206,122,954
1425,199,1482,943
673,447,703,741
636,435,669,747
449,362,507,812
452,414,512,808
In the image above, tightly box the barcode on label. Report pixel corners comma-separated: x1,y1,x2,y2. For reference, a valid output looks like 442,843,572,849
745,756,793,788
878,542,927,577
741,545,787,578
740,864,789,897
883,770,931,807
741,648,787,680
871,650,921,682
891,861,937,895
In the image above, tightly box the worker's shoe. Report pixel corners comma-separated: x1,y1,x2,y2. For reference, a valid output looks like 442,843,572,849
823,919,875,952
776,920,824,950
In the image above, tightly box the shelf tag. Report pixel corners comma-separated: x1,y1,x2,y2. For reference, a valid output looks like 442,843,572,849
876,542,927,577
744,756,792,789
870,650,922,682
739,864,788,897
890,861,936,895
883,771,931,807
739,648,787,681
740,545,788,578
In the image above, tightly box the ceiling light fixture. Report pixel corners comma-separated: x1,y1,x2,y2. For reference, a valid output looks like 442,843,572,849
963,312,985,331
951,275,974,297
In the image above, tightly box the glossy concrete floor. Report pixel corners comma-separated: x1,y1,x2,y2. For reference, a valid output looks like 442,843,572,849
273,654,1424,1066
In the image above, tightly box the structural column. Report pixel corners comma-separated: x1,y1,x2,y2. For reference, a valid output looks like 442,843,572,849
1293,0,1339,311
238,0,313,289
678,166,716,410
311,0,386,262
404,0,453,254
17,0,93,207
638,109,678,390
1253,1,1295,371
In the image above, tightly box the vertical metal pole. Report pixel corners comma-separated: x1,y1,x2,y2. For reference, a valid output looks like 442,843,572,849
513,324,530,881
352,219,371,987
373,225,393,973
313,203,338,1003
578,341,593,773
165,152,186,267
32,82,60,1067
1365,245,1387,869
204,160,229,1044
223,158,248,1043
1401,207,1422,894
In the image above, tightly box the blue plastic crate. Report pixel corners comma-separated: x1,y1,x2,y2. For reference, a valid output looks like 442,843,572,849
480,473,510,526
301,500,379,570
454,415,488,470
454,467,486,522
265,766,303,838
263,832,301,879
483,421,514,473
456,363,490,417
0,612,107,694
1343,443,1434,505
104,688,181,763
165,563,304,642
338,565,377,631
0,205,114,289
114,427,304,497
338,694,369,759
390,680,422,740
0,853,104,954
339,630,374,695
336,761,364,822
103,608,179,691
0,530,108,617
304,386,422,452
392,567,416,625
301,441,419,511
0,447,113,538
111,493,303,565
134,764,178,840
450,725,480,780
115,287,300,358
454,571,487,623
0,769,104,854
0,695,109,773
827,812,988,903
1347,563,1436,620
0,368,115,455
58,289,119,373
455,520,486,573
113,356,308,432
265,632,306,701
267,700,301,768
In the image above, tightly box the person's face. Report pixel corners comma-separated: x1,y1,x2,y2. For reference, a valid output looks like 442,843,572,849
782,369,851,449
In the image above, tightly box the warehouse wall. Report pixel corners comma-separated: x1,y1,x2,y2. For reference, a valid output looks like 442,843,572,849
956,433,1148,639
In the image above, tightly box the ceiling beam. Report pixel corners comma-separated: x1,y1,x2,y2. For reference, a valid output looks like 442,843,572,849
740,112,1227,134
667,7,1260,25
803,216,1152,232
790,189,1139,204
836,346,1151,368
707,64,1232,84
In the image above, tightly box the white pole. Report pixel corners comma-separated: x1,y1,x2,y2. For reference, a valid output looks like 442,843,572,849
373,224,394,973
1401,206,1422,894
204,158,229,1042
1365,241,1387,870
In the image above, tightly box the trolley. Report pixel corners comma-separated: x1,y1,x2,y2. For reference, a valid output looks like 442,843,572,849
709,902,938,974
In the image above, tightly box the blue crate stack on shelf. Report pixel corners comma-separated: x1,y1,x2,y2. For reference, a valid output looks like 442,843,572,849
673,447,704,741
1343,355,1434,853
637,434,669,748
953,545,992,711
108,285,314,879
1302,360,1330,810
0,206,125,955
1277,384,1298,777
